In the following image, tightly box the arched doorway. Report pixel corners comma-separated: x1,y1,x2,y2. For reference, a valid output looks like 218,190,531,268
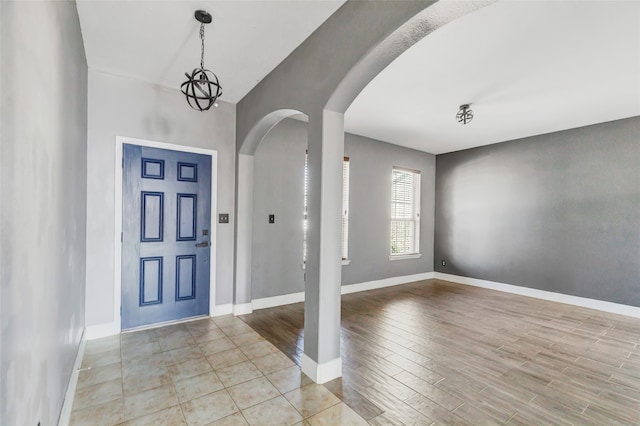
235,110,309,315
234,1,495,383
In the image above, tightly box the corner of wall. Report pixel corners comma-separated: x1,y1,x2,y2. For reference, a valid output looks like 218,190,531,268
57,329,87,425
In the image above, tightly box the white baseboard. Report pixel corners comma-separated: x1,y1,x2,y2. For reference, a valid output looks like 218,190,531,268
85,322,119,340
341,272,435,295
58,329,87,426
211,303,233,317
252,292,305,310
251,272,436,311
233,303,253,316
434,272,640,319
301,353,342,384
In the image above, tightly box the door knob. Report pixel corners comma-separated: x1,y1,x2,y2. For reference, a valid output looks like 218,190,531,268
195,241,209,247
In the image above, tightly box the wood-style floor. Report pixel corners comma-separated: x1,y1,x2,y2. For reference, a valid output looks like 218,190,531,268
239,279,640,425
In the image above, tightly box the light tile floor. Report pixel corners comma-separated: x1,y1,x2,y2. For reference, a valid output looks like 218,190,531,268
70,315,367,426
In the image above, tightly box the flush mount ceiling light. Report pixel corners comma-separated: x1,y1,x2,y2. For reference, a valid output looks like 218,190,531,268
456,104,473,125
180,10,222,112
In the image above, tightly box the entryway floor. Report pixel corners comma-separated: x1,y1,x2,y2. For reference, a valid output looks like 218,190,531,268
69,315,365,425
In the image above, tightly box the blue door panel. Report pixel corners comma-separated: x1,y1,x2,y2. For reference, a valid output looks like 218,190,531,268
176,255,196,300
177,194,197,241
141,192,164,242
178,162,198,181
142,158,165,179
140,257,163,305
122,144,211,329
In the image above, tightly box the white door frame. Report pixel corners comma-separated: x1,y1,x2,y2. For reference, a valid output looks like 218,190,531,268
114,136,218,332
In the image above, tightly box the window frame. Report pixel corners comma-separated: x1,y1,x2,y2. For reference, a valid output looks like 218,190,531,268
390,166,421,260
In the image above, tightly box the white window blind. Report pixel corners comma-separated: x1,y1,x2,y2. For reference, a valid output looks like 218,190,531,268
341,158,350,260
303,154,350,263
303,153,309,264
391,167,420,255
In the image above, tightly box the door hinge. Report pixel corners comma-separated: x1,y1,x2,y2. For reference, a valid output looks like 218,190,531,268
120,306,122,316
121,232,123,242
121,157,124,168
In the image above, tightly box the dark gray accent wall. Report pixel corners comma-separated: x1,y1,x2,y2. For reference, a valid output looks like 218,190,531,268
435,116,640,307
1,1,88,424
252,119,435,299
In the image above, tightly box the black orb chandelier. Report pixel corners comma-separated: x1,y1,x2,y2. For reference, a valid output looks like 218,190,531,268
456,104,473,125
181,10,222,112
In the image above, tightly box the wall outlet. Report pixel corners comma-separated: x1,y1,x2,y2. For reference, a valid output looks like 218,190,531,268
441,260,446,266
219,214,229,224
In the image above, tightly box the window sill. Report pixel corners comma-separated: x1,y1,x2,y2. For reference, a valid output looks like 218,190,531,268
341,259,351,266
389,253,422,261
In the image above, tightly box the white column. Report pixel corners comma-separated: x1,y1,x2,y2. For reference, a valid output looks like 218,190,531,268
302,109,344,383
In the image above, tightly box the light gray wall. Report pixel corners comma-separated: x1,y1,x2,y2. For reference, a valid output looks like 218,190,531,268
85,70,236,328
252,120,306,299
435,116,640,307
251,119,435,299
1,2,88,424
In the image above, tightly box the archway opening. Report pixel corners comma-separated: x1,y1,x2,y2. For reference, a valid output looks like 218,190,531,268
235,111,309,356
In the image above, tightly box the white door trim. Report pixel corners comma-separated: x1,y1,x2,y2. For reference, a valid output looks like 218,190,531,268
114,136,218,333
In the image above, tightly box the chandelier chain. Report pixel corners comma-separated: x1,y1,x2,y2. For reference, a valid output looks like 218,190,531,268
200,22,205,69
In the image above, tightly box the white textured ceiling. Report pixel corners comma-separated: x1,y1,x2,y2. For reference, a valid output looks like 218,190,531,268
76,0,345,103
345,1,640,154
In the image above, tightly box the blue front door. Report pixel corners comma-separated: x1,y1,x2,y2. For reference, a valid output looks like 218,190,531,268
122,144,212,329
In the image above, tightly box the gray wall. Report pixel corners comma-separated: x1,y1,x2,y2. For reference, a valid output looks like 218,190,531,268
1,1,88,424
343,132,435,285
251,119,435,299
435,116,640,307
86,70,236,328
252,120,306,299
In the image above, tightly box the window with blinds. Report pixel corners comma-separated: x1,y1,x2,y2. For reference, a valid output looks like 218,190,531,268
341,159,350,260
303,154,350,263
390,167,421,255
303,153,309,264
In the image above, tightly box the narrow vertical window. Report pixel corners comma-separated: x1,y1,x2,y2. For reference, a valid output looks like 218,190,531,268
390,167,421,257
303,153,309,265
303,154,350,264
341,158,350,261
